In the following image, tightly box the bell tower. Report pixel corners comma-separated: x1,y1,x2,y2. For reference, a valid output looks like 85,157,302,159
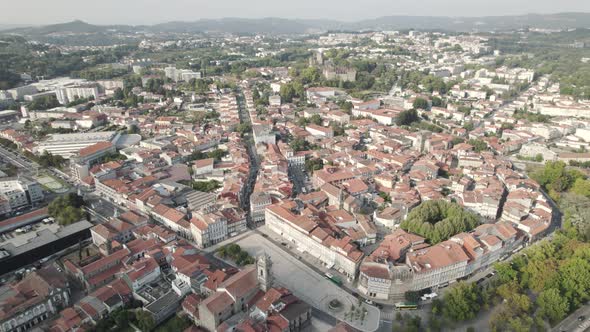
257,253,273,292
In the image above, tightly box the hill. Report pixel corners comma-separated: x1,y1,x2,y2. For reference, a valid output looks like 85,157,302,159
2,13,590,37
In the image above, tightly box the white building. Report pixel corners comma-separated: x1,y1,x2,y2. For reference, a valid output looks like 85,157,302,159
37,131,120,158
252,125,275,145
0,177,44,211
55,84,99,104
190,211,228,248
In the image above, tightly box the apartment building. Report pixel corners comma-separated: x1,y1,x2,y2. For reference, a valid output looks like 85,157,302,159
0,177,44,211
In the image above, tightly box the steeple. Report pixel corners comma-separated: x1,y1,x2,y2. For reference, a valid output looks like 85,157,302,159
257,253,273,292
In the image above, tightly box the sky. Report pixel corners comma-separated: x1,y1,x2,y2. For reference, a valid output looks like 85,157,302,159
3,0,590,25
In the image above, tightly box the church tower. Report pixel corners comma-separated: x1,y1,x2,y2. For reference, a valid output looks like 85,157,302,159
257,253,273,292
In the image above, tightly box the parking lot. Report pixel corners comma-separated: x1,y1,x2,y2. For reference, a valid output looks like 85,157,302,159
234,232,380,332
0,222,60,247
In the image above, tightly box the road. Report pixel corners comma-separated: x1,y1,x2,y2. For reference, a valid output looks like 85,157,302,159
288,164,310,196
236,88,261,227
0,145,36,170
553,304,590,332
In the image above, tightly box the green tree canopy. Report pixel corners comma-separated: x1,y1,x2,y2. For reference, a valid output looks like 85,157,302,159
396,109,419,126
400,200,479,244
537,288,569,325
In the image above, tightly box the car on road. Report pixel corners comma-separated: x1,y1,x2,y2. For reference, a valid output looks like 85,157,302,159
364,299,375,305
579,315,586,321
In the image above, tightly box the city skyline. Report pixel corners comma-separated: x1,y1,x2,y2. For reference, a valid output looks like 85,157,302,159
2,0,590,25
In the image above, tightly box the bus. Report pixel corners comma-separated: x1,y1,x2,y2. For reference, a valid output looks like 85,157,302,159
394,302,418,310
325,273,343,286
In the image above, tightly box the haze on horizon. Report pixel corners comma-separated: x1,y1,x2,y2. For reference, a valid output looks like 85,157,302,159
3,0,590,26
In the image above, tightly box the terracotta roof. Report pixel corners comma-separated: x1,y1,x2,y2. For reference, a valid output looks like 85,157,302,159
78,141,114,158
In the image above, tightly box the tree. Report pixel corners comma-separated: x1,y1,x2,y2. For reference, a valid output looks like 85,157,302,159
280,80,305,104
337,100,354,114
127,124,140,134
441,282,481,322
378,191,391,203
331,122,345,136
530,161,583,194
301,67,321,84
494,261,519,284
396,109,419,126
310,114,322,126
113,309,131,329
135,311,155,331
113,88,125,100
468,139,488,153
192,180,221,193
236,123,252,136
29,95,60,110
537,288,569,325
431,96,444,107
571,178,590,198
305,158,324,174
558,257,590,307
48,193,86,226
400,200,479,244
207,149,227,161
38,151,66,168
413,97,429,110
290,137,309,152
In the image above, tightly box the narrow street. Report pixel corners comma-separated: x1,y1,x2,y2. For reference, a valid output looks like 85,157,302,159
235,88,260,228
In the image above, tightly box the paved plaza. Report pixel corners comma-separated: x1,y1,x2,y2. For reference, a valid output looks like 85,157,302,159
234,232,380,332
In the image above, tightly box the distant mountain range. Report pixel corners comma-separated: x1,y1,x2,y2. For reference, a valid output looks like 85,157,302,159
3,13,590,36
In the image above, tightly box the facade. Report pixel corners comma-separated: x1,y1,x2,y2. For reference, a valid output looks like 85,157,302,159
190,211,228,248
55,84,99,105
265,202,363,278
358,223,522,300
250,191,272,223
